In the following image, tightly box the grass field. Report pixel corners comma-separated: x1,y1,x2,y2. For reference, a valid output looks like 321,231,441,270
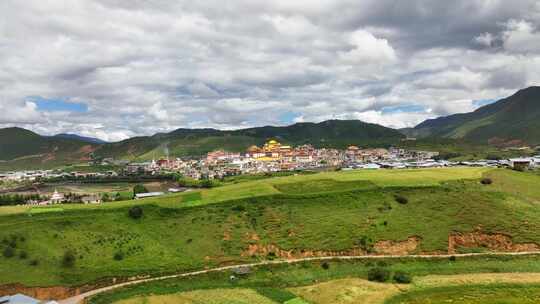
86,256,540,304
1,167,539,289
386,283,540,304
115,288,277,304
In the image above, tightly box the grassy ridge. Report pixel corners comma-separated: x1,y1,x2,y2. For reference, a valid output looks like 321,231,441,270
0,168,539,288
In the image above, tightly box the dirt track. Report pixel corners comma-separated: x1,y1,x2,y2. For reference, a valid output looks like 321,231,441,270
57,251,540,304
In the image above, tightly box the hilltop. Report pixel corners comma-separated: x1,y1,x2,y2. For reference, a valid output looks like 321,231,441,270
411,86,540,146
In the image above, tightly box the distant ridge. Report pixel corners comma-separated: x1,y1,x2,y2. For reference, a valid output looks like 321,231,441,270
53,133,108,144
0,119,404,169
93,119,405,160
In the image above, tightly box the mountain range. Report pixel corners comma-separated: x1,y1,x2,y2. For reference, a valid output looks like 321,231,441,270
408,86,540,146
1,86,539,170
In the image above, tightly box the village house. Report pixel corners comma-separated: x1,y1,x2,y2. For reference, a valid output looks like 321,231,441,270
509,158,533,170
0,293,57,304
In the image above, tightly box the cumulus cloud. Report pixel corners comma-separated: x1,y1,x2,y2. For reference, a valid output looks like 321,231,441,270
0,0,539,140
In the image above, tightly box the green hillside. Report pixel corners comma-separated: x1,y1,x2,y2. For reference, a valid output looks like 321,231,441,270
0,120,404,168
1,168,540,288
413,86,540,145
93,120,405,160
0,127,98,170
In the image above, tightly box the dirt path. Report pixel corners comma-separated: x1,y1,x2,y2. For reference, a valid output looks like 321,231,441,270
58,251,540,304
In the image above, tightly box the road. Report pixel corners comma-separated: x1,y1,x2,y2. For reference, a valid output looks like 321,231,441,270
58,251,540,304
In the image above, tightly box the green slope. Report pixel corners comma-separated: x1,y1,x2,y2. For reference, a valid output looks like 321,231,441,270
1,168,540,287
93,120,405,160
0,120,403,169
0,128,99,170
414,86,540,145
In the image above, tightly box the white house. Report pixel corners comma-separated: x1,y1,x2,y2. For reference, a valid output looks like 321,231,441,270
509,158,533,170
135,192,165,199
0,294,57,304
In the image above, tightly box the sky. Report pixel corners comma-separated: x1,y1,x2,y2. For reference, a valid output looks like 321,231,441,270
1,1,540,142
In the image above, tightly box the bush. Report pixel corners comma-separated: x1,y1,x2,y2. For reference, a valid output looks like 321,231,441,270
128,206,143,219
394,195,408,204
113,251,124,261
133,184,149,196
29,259,39,266
19,251,28,259
2,246,15,258
321,262,330,270
480,178,493,185
449,255,456,262
62,251,76,268
231,205,246,212
358,235,374,253
367,267,390,282
393,271,412,284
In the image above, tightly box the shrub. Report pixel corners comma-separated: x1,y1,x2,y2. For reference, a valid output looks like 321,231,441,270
367,267,390,282
133,184,149,196
393,271,412,284
62,251,76,268
128,206,143,219
449,255,456,262
2,246,15,258
394,195,408,204
113,251,124,261
19,251,28,259
321,262,330,270
29,259,39,266
358,235,374,253
231,205,246,212
480,178,493,185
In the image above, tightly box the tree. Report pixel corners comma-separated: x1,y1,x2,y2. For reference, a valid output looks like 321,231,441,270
128,206,143,219
394,195,408,205
201,179,214,188
2,246,15,258
133,184,149,196
62,251,76,268
393,271,412,283
101,193,111,202
114,192,122,201
367,267,390,282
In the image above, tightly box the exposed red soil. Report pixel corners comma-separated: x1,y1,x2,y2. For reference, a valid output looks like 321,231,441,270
448,232,540,254
243,236,421,259
373,236,421,255
0,276,150,301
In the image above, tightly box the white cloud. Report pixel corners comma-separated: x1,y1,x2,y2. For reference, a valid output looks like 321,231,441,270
474,32,494,47
0,0,539,141
502,19,540,53
339,30,397,64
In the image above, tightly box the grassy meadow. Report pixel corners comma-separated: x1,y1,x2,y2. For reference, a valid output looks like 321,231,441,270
87,256,540,304
0,167,539,289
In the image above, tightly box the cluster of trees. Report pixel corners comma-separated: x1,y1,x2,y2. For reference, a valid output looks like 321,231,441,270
101,192,123,202
0,194,43,206
177,177,217,188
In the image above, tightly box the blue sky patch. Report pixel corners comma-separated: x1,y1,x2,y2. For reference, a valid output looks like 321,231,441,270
280,111,302,124
29,96,88,113
472,99,497,107
381,104,427,114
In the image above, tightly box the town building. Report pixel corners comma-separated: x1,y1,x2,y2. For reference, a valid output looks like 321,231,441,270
0,294,57,304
